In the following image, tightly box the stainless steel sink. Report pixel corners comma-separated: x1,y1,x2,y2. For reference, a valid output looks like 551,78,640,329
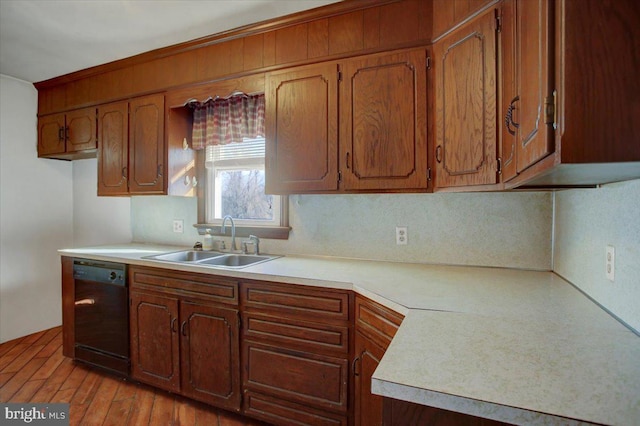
144,250,279,269
145,250,225,262
198,254,274,268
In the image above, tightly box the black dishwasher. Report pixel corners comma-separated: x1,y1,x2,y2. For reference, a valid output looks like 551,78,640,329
73,259,129,375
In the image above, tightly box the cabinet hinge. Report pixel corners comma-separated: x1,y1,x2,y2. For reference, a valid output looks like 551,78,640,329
544,90,558,130
427,168,432,181
237,312,242,330
426,56,431,70
338,170,342,183
497,157,502,175
495,11,502,33
338,70,342,82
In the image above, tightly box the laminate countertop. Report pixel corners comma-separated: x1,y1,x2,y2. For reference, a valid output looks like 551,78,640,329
59,244,640,426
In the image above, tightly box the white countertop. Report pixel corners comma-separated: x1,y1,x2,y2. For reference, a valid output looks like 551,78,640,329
59,244,640,426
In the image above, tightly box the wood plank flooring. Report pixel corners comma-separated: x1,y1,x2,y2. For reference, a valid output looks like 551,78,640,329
0,326,269,425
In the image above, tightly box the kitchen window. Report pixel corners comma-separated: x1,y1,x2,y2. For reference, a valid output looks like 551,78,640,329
205,137,280,226
190,91,289,239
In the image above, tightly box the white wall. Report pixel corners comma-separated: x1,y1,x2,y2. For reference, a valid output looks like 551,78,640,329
132,192,553,270
554,179,640,333
0,75,73,343
72,158,131,246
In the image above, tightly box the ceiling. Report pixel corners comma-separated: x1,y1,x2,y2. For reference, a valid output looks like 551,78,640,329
0,0,341,84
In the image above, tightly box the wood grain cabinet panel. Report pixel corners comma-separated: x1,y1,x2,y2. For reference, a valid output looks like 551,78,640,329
501,0,554,181
129,94,165,194
244,341,349,414
244,391,347,426
383,398,509,425
241,280,352,425
97,94,165,196
242,281,350,322
353,296,403,426
354,331,386,426
265,62,339,194
506,0,640,187
38,107,96,159
340,49,428,190
129,266,241,412
266,48,428,194
180,302,241,410
130,291,180,393
38,113,66,157
97,101,129,195
433,8,499,189
243,312,349,356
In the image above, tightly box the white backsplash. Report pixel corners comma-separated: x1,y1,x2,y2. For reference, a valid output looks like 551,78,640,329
131,192,553,270
554,179,640,333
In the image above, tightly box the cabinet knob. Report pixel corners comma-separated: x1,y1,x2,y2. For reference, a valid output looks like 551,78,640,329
184,175,191,186
182,137,189,150
192,176,198,187
171,317,178,333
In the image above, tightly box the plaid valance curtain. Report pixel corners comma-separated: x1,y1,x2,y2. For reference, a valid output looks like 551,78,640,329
190,93,265,150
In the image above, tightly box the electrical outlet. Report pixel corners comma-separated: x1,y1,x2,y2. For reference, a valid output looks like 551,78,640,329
396,226,408,245
173,219,184,233
606,245,615,281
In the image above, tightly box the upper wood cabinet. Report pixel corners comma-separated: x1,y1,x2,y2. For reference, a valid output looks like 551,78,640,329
129,94,165,193
433,8,499,189
97,93,165,196
38,107,97,159
341,50,428,191
265,63,339,193
500,0,554,182
266,48,428,194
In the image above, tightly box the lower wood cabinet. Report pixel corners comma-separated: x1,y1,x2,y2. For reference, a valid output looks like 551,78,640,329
241,280,353,425
129,266,241,411
353,296,404,426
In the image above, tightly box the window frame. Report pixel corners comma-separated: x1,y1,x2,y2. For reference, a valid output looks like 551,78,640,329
195,148,290,240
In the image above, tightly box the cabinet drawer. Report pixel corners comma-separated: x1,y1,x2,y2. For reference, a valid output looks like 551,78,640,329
243,312,349,356
355,296,404,350
243,341,348,413
241,281,350,322
244,391,347,426
130,266,238,305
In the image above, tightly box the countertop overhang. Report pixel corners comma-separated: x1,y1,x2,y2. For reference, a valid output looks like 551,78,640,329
59,244,640,426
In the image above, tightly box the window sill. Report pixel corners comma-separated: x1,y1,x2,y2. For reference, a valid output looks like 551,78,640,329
193,224,291,240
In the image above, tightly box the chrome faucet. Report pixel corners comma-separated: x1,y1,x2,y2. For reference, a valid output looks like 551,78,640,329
220,215,237,251
242,235,260,255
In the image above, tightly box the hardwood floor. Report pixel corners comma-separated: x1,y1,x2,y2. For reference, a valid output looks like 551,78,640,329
0,326,269,425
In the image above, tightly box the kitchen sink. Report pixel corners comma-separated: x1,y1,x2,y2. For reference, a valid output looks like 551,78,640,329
144,250,279,269
146,250,225,262
198,254,274,268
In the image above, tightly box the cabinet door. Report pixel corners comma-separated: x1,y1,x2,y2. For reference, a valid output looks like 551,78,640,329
65,107,96,153
130,291,180,392
514,0,554,173
265,63,339,193
97,101,129,195
433,10,498,188
38,113,65,156
129,94,165,194
180,302,241,411
341,50,428,191
354,331,385,426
